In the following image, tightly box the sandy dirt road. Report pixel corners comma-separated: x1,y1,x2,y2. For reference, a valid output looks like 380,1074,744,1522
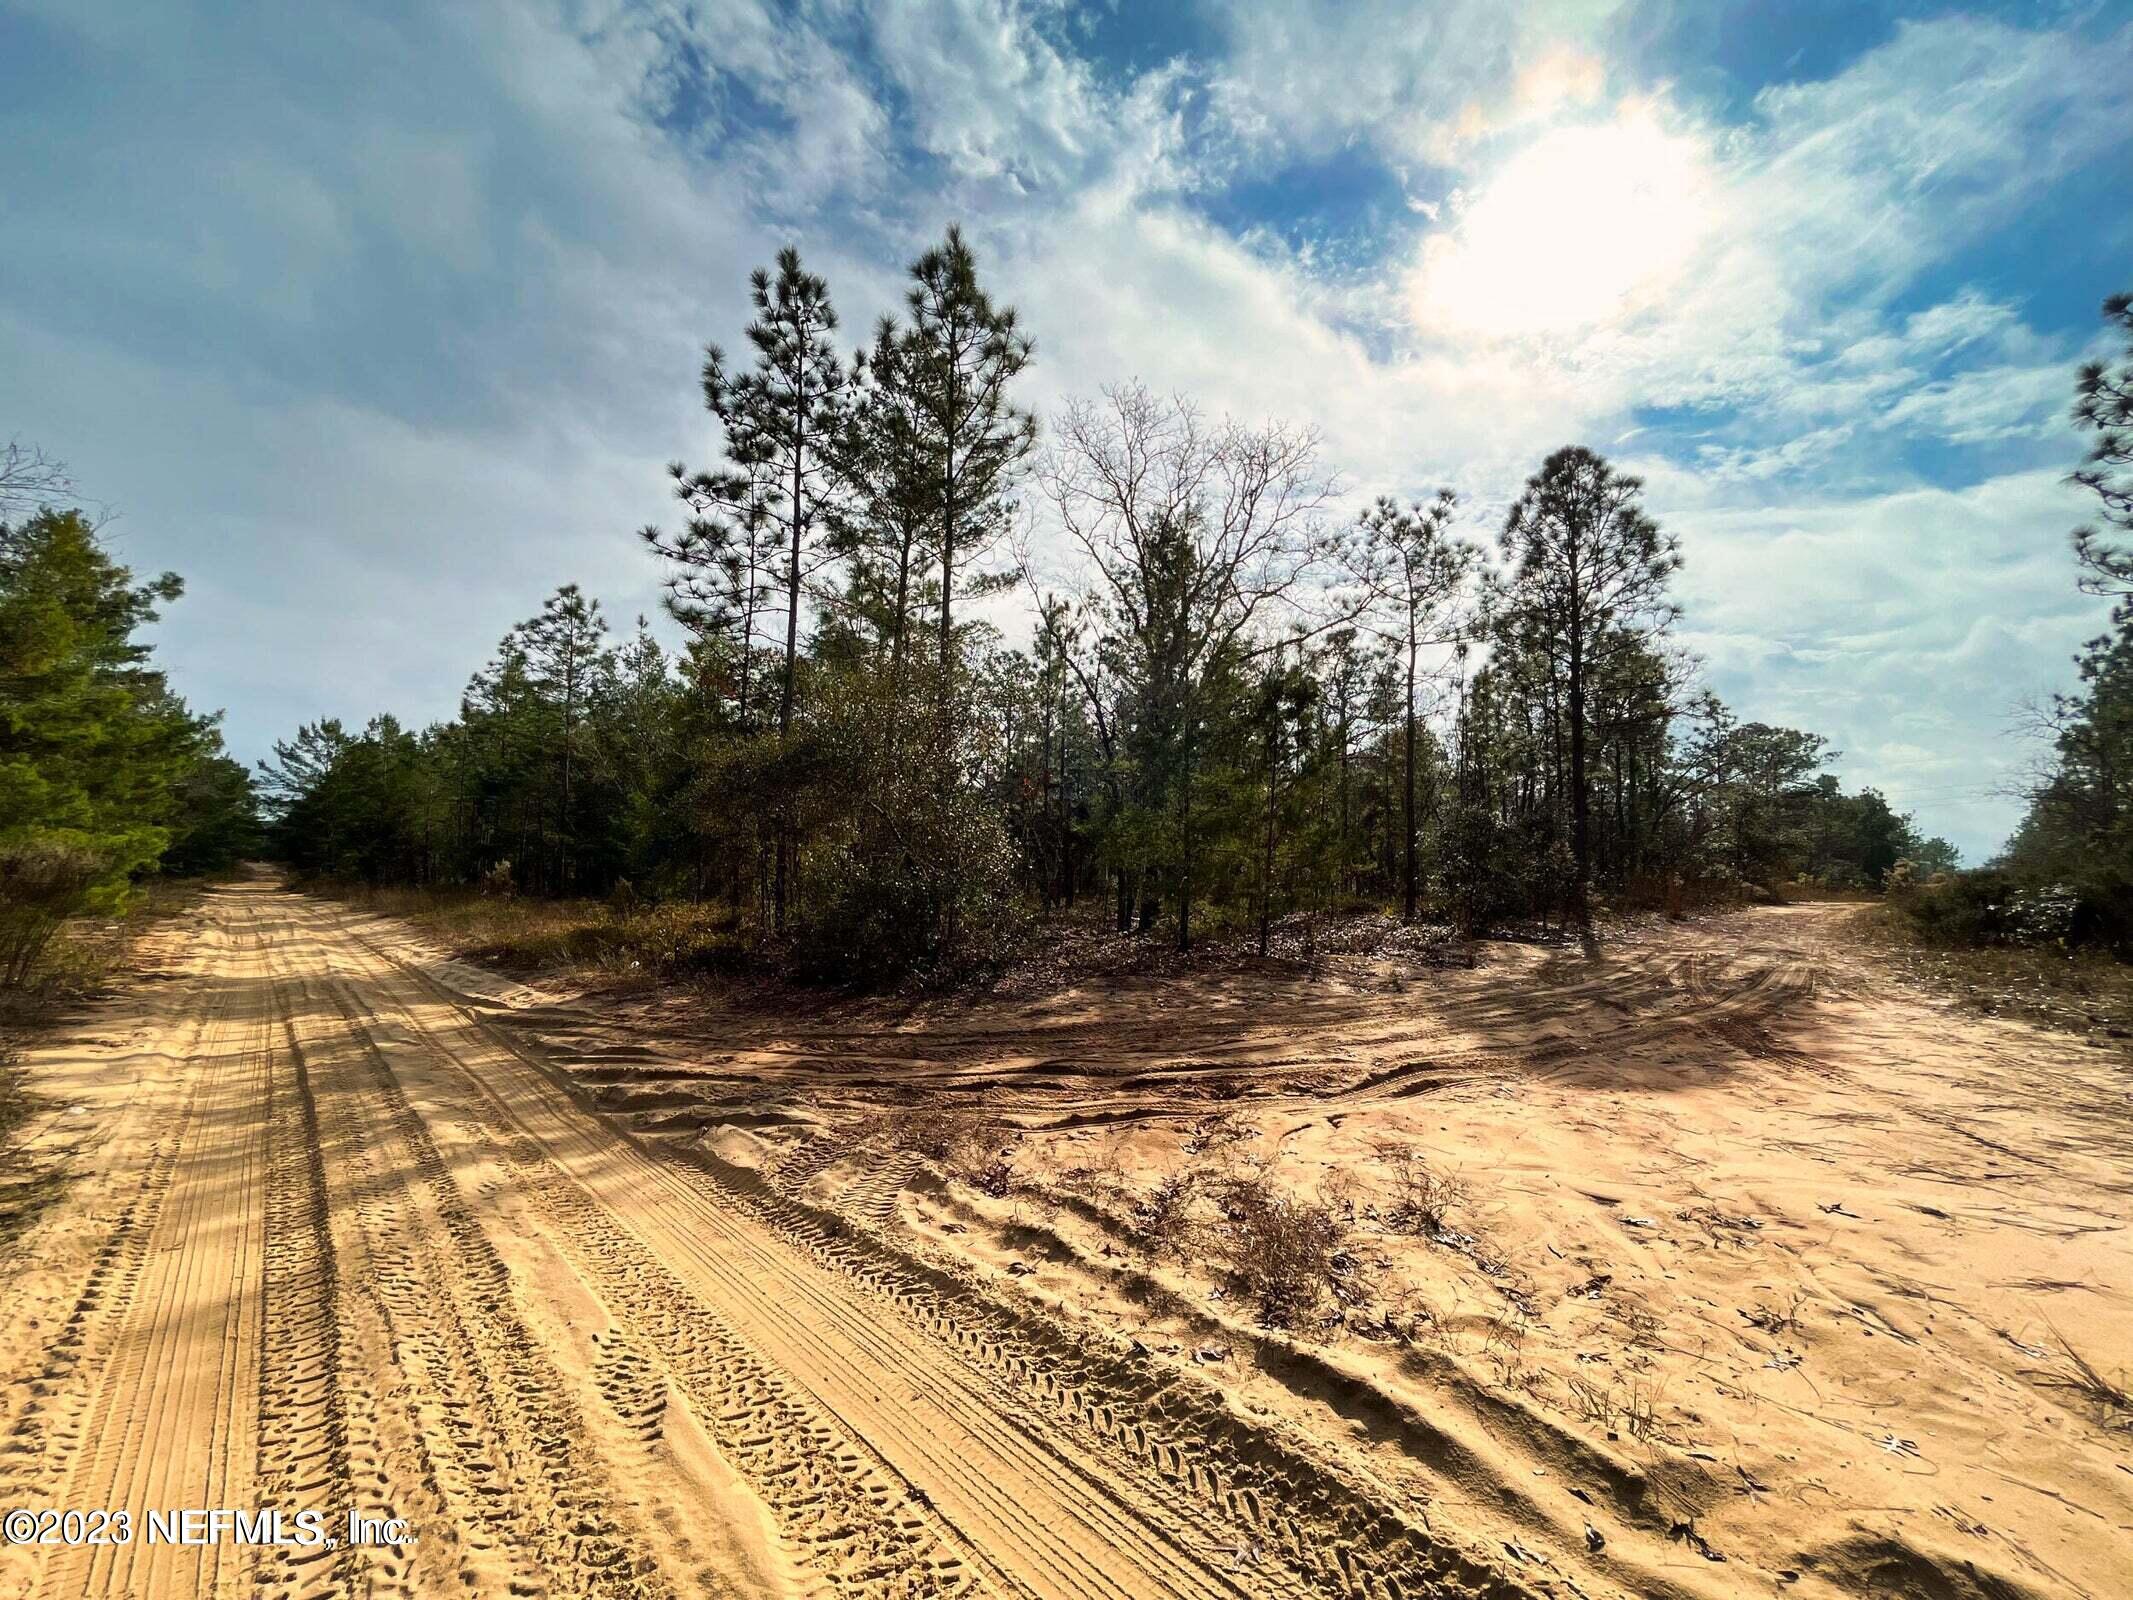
0,881,1537,1600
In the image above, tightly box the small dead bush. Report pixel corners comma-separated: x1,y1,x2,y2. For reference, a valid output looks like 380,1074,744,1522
1739,1291,1807,1336
1481,1306,1536,1389
1566,1373,1615,1430
870,1109,1017,1196
0,841,105,989
1565,1373,1676,1444
1183,1111,1252,1156
1620,1377,1675,1443
1211,1172,1346,1328
1376,1142,1468,1237
1607,1293,1667,1350
1131,1170,1200,1258
943,1117,1016,1197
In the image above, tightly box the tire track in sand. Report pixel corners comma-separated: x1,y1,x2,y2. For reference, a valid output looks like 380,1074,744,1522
281,939,671,1600
324,901,1238,1600
320,896,1537,1600
32,904,275,1600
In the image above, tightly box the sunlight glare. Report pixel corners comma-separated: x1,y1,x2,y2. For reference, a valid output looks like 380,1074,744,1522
1410,104,1713,341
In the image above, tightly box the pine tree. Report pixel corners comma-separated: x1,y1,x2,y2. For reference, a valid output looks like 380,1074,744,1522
0,511,212,980
652,248,848,928
2072,291,2133,604
512,584,609,892
832,316,940,708
903,227,1035,718
1497,448,1681,925
644,453,782,733
1355,491,1482,922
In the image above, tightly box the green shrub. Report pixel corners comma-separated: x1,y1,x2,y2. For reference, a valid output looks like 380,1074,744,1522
1891,868,2133,954
0,839,105,988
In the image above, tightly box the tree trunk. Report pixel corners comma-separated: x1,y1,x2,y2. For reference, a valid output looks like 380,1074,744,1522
1039,698,1056,911
559,659,576,894
1175,760,1194,953
890,521,912,713
1403,636,1419,923
1057,681,1073,908
1568,633,1590,926
776,381,804,932
1337,705,1352,898
938,345,959,725
1259,705,1278,958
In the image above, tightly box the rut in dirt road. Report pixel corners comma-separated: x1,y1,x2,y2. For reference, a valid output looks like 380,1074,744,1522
0,882,1540,1600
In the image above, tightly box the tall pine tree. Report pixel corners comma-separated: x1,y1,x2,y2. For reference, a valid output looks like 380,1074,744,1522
1497,449,1681,925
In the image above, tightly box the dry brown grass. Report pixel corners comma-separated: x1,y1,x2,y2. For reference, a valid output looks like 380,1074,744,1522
1565,1371,1676,1444
1129,1170,1200,1258
2035,1332,2133,1432
1740,1291,1808,1336
1861,904,2133,1041
0,879,200,1250
1374,1142,1469,1238
1210,1170,1348,1329
319,884,751,980
864,1109,1018,1197
0,879,198,1015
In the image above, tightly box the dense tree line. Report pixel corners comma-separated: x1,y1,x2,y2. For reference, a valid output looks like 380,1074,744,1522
1918,290,2133,951
260,234,1951,981
0,500,260,984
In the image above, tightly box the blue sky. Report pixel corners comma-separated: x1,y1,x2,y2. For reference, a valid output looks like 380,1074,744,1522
3,0,2129,858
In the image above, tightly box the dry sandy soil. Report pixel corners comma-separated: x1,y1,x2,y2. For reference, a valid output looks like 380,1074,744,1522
0,881,2126,1599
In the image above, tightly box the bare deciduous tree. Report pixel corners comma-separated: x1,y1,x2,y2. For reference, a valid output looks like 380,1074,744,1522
0,439,77,522
1040,384,1337,948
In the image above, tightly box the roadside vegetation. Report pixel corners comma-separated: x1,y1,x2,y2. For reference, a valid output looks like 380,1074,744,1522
1880,293,2133,996
0,448,259,997
323,883,751,981
253,231,1953,989
0,443,257,1237
1867,909,2133,1041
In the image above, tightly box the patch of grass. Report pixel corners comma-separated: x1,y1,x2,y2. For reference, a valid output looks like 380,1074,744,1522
1565,1372,1677,1444
1620,1377,1675,1443
2035,1332,2132,1432
1182,1110,1253,1156
865,1109,1018,1197
0,1035,26,1160
1374,1142,1469,1238
321,885,752,980
0,879,197,1027
0,879,199,1251
1130,1170,1200,1258
1566,1372,1617,1431
1739,1291,1808,1336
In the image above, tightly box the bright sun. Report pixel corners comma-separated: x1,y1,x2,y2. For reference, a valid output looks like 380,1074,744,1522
1410,105,1713,341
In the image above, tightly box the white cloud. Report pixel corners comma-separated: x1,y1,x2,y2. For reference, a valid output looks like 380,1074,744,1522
1387,17,2133,425
1876,362,2068,444
1407,98,1716,340
1,0,2124,864
1670,470,2113,856
1203,0,1622,168
868,0,1102,188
